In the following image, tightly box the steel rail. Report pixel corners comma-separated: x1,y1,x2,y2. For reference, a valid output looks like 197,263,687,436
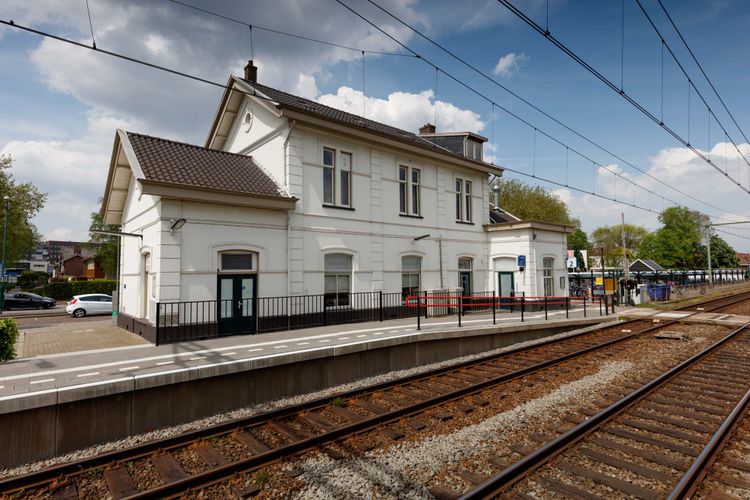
460,321,750,499
668,388,750,499
1,290,748,496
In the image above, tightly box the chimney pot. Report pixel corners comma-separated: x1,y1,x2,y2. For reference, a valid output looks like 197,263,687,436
419,123,436,135
244,60,258,83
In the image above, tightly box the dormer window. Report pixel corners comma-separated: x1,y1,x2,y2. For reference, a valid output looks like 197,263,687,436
465,139,483,161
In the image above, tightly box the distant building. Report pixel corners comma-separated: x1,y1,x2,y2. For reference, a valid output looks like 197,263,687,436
45,240,90,266
737,252,750,274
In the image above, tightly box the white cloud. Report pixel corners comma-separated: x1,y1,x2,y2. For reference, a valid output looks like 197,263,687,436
318,87,484,134
493,52,529,78
294,74,320,100
45,227,74,240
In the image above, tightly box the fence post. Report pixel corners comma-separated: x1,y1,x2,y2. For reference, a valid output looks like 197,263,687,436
611,294,616,314
155,302,161,346
423,290,428,319
583,296,587,317
565,296,569,319
492,293,496,325
322,295,327,326
379,291,383,322
544,295,548,320
521,292,525,322
416,294,421,331
599,295,603,316
458,295,462,327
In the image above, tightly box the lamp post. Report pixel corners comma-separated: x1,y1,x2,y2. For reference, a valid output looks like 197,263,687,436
1,196,9,281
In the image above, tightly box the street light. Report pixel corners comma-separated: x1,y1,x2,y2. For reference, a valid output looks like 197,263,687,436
1,196,9,281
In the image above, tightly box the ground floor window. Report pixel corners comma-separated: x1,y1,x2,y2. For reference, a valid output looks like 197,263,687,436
401,255,421,299
458,257,472,295
543,257,554,296
324,253,351,307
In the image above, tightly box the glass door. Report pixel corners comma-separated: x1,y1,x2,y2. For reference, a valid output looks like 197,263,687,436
217,274,256,336
498,272,515,311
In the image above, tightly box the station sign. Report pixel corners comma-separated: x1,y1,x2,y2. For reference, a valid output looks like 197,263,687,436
517,255,526,268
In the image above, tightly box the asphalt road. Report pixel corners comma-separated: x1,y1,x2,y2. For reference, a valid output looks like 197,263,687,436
1,307,110,329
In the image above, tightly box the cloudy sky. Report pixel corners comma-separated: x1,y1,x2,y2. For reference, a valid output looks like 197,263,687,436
1,0,749,249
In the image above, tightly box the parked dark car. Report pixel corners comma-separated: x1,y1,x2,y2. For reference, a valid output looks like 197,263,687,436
3,292,56,310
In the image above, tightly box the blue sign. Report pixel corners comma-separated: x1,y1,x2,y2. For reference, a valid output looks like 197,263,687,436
517,255,526,268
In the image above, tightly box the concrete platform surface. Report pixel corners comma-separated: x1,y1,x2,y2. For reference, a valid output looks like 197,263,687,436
619,308,750,326
0,305,614,412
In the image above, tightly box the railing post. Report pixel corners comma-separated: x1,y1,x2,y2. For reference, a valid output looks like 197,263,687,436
521,292,525,322
492,292,496,325
458,295,462,327
544,295,548,320
416,294,421,331
155,302,161,346
583,296,587,317
565,296,569,318
423,290,428,319
379,290,383,322
322,295,327,326
611,294,616,314
599,295,603,316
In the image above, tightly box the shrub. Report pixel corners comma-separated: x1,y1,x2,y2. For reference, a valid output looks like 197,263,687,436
18,271,50,291
0,319,18,362
32,280,118,300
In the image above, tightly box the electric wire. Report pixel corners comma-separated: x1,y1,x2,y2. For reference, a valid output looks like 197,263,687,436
0,15,743,227
494,0,750,194
365,0,739,217
656,0,750,148
167,0,415,57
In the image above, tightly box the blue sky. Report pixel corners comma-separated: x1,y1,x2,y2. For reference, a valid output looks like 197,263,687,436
1,0,749,250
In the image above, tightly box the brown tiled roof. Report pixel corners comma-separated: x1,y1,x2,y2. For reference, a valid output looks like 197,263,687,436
126,132,290,199
248,80,497,169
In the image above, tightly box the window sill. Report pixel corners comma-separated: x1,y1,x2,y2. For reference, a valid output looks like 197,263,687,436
455,220,474,225
399,213,424,219
322,204,355,211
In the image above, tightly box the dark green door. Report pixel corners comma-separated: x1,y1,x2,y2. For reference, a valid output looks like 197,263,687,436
498,272,514,310
218,274,256,335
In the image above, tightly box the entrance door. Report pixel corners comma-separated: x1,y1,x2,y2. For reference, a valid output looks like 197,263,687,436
498,272,515,310
217,274,256,336
459,272,472,296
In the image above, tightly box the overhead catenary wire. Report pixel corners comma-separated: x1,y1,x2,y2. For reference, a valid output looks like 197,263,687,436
494,0,750,194
167,0,415,57
656,0,750,149
364,0,741,219
84,0,96,49
1,14,745,228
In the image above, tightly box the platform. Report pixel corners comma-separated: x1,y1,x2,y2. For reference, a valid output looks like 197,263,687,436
0,306,615,468
619,308,750,327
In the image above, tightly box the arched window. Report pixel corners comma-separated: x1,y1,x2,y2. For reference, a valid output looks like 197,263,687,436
458,257,473,295
324,253,351,307
543,257,554,296
220,251,255,271
401,255,421,299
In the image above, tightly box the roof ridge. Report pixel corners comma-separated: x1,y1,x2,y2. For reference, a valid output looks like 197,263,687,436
126,131,260,160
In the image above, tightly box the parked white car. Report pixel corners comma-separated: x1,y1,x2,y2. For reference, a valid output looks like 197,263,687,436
66,294,113,318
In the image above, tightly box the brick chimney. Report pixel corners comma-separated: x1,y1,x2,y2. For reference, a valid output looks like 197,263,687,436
419,123,436,135
244,60,258,83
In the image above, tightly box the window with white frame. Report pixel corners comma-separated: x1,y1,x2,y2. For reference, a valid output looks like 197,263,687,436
323,147,335,205
543,257,554,297
324,253,351,307
399,165,421,216
401,255,421,299
455,178,472,222
323,147,353,208
458,257,473,295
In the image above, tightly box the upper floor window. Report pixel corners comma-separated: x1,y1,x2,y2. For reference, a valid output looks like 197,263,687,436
465,140,483,161
401,255,421,299
324,253,351,307
322,148,353,208
455,178,472,222
399,166,421,216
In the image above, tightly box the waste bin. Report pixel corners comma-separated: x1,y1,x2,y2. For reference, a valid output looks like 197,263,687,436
648,284,670,301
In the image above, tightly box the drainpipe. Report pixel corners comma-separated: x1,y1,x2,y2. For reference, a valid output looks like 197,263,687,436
438,236,444,289
283,120,297,296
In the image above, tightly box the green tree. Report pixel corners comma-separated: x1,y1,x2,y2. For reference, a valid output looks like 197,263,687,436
568,228,589,270
0,155,46,267
591,224,650,267
87,201,119,278
638,207,708,269
492,178,576,226
701,234,740,268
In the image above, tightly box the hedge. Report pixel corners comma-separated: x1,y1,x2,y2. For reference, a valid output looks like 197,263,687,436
32,280,118,300
0,319,18,362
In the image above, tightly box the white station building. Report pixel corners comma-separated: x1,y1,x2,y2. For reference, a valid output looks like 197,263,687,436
101,62,572,340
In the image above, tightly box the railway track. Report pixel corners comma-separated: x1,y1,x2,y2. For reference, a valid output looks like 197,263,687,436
461,323,750,499
1,290,749,499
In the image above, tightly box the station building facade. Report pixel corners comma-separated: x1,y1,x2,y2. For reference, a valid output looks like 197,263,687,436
101,62,572,335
